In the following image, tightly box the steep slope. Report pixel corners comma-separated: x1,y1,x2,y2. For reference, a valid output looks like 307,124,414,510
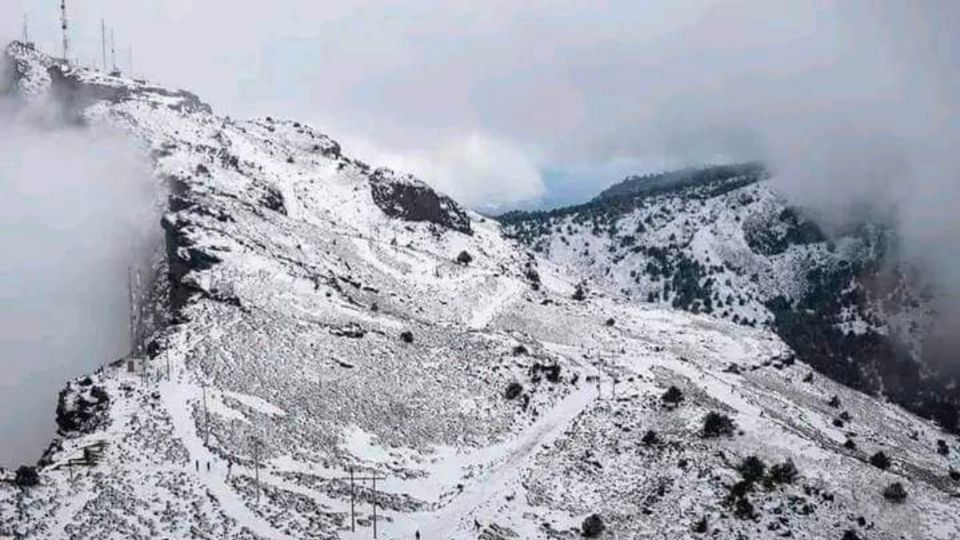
1,42,958,539
501,165,959,434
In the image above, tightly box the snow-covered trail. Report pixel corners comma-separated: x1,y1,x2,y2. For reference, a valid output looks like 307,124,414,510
418,384,596,539
159,381,296,540
467,277,524,330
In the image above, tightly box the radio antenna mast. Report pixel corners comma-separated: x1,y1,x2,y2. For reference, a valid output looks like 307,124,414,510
128,46,133,77
111,29,117,72
60,1,69,61
101,19,107,71
22,14,29,43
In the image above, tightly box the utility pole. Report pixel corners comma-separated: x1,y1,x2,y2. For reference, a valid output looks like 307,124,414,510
202,383,210,445
333,470,385,538
252,437,263,504
350,468,356,532
101,19,107,71
372,474,379,539
111,29,117,73
134,267,142,356
128,266,135,354
60,0,69,61
129,265,148,383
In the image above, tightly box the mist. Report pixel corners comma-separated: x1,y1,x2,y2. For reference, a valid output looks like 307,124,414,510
760,3,960,363
0,89,158,467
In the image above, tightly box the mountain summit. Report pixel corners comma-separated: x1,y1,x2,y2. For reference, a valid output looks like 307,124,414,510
2,42,958,539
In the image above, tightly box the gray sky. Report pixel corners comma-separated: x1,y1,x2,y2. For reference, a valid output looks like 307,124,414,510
4,1,952,212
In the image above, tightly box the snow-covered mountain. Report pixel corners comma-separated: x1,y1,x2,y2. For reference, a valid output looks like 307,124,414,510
2,42,958,540
501,164,959,435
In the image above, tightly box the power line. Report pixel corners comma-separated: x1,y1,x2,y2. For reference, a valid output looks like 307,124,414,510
332,469,387,538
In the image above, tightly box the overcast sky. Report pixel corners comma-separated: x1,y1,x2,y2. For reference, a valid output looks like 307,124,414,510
3,0,952,212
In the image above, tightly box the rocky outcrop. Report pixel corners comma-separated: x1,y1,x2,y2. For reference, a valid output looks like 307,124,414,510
161,213,222,312
369,168,472,234
55,377,110,435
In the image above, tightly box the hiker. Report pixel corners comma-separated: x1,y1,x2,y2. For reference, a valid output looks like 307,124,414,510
195,460,199,472
415,531,420,540
474,518,481,531
227,459,233,479
206,461,210,472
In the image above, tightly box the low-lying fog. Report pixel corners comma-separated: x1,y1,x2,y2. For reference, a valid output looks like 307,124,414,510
0,95,158,467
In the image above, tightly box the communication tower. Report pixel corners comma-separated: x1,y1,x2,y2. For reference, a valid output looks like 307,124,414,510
60,0,69,62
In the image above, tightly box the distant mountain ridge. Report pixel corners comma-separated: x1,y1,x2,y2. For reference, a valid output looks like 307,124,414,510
501,164,958,433
593,162,767,202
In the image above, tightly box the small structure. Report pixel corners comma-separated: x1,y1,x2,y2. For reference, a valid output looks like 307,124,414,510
125,356,145,374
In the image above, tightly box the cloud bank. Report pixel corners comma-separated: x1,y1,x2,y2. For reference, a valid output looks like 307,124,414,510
0,89,158,466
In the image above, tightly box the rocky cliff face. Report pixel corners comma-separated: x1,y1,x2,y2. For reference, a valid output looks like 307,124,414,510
2,42,958,540
369,168,474,235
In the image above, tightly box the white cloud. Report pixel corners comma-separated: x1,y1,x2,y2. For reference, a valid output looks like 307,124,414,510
344,131,545,212
0,95,158,466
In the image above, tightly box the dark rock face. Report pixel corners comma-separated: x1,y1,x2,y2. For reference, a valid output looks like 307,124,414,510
260,185,286,215
14,466,40,487
743,207,826,256
55,379,110,435
581,514,605,538
369,168,472,235
161,213,222,312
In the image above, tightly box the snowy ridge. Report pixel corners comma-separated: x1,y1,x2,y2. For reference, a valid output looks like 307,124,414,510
501,166,956,435
1,43,958,540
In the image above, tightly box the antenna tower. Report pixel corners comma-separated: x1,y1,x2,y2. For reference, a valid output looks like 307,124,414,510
60,0,69,61
111,29,117,72
22,14,29,43
101,19,107,71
